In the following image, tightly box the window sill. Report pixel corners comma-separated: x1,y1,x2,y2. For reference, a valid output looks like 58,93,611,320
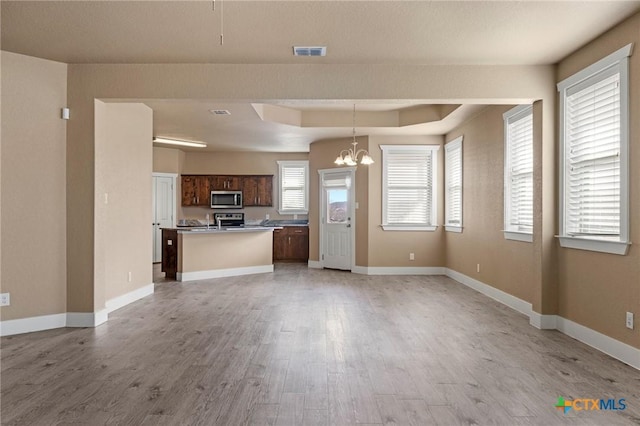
278,210,308,215
558,236,630,255
504,231,533,243
381,225,438,232
445,226,463,233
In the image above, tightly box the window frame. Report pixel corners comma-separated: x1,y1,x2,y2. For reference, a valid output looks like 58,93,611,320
380,144,440,231
503,104,534,243
277,160,309,215
444,136,463,233
557,43,632,255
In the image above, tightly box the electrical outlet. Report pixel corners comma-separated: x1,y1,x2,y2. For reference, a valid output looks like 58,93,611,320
0,293,10,307
626,312,634,330
409,253,415,261
128,272,132,283
477,264,480,273
265,214,270,220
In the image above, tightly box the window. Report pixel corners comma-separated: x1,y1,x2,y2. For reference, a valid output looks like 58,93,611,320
444,137,463,232
381,145,439,231
504,105,533,242
557,44,631,255
277,161,309,214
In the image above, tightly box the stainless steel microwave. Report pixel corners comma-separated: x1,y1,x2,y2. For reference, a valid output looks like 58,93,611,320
211,191,243,209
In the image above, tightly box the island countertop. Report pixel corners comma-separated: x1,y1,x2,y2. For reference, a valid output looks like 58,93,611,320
168,226,280,234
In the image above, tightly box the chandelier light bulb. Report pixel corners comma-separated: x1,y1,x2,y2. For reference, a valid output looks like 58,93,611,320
334,104,374,167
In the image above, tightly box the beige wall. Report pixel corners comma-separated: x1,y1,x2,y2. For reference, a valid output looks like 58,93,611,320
309,134,445,268
308,137,369,265
1,52,68,320
95,102,153,306
556,13,640,348
445,106,536,303
153,146,184,174
368,135,445,268
178,150,308,222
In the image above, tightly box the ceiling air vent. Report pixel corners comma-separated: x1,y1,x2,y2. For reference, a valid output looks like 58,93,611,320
209,109,231,115
293,46,327,57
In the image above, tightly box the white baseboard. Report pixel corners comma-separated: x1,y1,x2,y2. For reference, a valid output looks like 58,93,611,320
178,264,273,282
529,313,558,330
354,266,446,276
66,310,108,328
307,260,322,269
0,313,67,337
556,316,640,370
445,268,532,318
445,267,639,371
105,283,154,314
1,284,154,336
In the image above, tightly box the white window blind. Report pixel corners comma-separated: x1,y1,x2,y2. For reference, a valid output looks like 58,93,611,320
557,43,631,255
277,161,309,213
504,105,533,240
566,72,620,237
444,137,463,231
381,145,439,231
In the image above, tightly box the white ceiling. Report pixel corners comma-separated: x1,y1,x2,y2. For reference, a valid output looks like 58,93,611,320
3,1,639,152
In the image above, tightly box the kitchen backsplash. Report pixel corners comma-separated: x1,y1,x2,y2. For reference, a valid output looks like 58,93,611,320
181,205,308,224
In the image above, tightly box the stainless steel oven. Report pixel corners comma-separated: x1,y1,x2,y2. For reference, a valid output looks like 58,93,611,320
213,213,244,227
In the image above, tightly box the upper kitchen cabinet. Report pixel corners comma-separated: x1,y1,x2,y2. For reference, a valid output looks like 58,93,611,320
181,175,210,206
242,175,273,207
210,175,241,191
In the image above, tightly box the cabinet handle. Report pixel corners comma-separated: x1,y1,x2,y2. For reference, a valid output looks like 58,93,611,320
288,236,291,244
294,230,302,233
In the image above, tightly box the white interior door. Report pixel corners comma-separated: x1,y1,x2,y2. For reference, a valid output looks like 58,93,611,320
153,175,175,263
320,169,354,271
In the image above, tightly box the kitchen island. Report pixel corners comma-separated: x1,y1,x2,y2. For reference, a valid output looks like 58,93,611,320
162,227,275,282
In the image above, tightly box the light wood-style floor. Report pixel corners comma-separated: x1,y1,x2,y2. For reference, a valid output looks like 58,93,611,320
2,264,639,425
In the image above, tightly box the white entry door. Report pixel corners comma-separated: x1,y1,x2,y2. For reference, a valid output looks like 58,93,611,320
320,169,354,271
152,174,176,263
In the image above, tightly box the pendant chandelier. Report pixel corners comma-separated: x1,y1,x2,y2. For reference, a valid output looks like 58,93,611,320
334,104,374,166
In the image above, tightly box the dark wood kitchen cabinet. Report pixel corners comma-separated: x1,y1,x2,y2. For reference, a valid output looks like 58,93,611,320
273,226,309,262
210,175,241,191
161,229,178,279
242,175,273,207
182,174,273,207
181,175,210,206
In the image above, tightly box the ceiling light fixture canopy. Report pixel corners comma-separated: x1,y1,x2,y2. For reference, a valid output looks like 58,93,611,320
153,137,207,148
334,104,374,166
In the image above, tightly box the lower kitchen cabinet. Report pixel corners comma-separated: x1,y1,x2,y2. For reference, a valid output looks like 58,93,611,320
161,229,178,279
273,226,309,262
